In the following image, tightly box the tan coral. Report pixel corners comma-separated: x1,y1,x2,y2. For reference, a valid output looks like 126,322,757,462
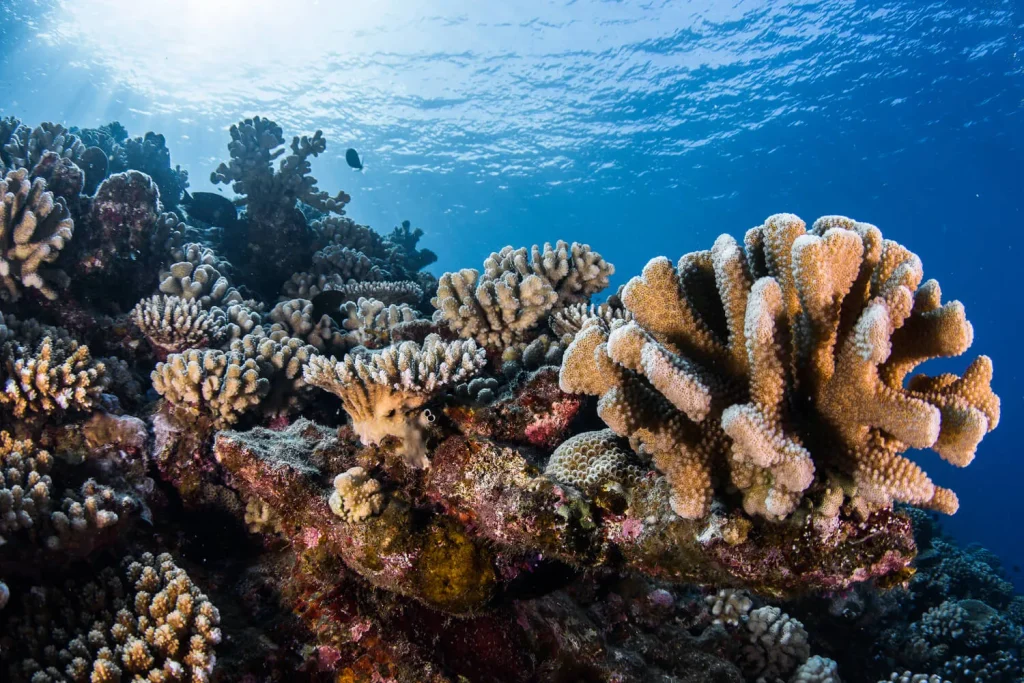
159,252,242,309
132,294,218,354
0,334,107,420
545,429,646,497
2,552,220,683
550,302,632,345
267,298,345,352
329,466,386,522
304,334,486,467
433,241,614,350
560,214,998,520
0,168,74,301
151,347,269,427
339,297,421,349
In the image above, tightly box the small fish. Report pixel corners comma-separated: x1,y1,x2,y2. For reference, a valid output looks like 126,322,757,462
345,148,363,171
183,191,238,228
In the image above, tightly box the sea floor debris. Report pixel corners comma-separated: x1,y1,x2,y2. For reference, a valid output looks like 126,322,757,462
0,115,1015,683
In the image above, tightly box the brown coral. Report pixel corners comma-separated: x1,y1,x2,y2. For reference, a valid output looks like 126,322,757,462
560,214,998,520
0,334,107,420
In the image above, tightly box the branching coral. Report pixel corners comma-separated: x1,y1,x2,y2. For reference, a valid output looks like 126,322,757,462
229,332,320,416
1,121,85,172
267,298,345,352
741,605,812,681
210,117,349,217
159,257,242,309
705,588,753,626
123,131,189,209
0,334,107,421
0,168,74,300
2,552,221,683
339,297,421,349
312,215,388,257
560,214,999,520
132,294,219,354
304,335,486,466
311,244,383,281
151,347,269,427
432,240,613,351
550,302,631,345
282,273,424,306
329,466,386,522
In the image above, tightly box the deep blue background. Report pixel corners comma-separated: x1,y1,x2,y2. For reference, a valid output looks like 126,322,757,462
2,0,1022,582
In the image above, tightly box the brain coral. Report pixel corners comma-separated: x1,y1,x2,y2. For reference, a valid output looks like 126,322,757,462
560,214,999,520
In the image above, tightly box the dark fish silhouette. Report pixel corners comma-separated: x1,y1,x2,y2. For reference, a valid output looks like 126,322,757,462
345,148,363,170
81,146,108,195
311,290,352,321
183,191,238,227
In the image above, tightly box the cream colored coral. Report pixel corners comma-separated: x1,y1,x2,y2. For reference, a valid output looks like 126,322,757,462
311,244,382,281
267,298,345,352
281,272,423,306
791,656,841,683
485,241,614,305
151,347,269,427
328,466,385,522
705,588,753,626
159,256,242,309
0,168,74,301
132,294,218,353
742,605,811,681
0,334,107,419
881,674,950,683
3,552,220,683
304,334,485,466
2,121,84,170
550,302,632,345
229,332,319,415
560,214,999,520
244,495,285,535
339,297,421,349
312,215,388,257
545,429,645,497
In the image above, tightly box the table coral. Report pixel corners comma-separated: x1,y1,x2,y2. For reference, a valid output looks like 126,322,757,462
560,214,999,521
0,168,74,301
304,335,486,466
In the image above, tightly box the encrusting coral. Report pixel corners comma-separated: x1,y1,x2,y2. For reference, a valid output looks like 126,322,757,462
544,428,647,498
1,552,220,683
304,334,486,466
560,213,1000,520
0,168,74,301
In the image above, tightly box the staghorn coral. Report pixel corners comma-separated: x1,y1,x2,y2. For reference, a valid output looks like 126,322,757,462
0,334,107,421
338,296,422,349
304,334,486,466
560,214,999,520
151,346,269,427
329,466,386,522
1,552,220,683
0,168,74,300
432,240,613,351
132,294,218,354
544,429,646,498
267,298,345,352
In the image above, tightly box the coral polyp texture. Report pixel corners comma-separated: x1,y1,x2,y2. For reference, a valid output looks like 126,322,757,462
0,114,1012,683
560,213,999,520
304,334,486,465
0,168,73,300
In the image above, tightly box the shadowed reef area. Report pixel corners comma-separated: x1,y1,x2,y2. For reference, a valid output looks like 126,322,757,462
0,117,1017,683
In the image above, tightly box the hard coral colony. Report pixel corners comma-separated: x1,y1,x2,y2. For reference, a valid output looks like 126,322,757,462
0,113,1014,683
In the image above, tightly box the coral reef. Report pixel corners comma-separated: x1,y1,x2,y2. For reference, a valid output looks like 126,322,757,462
560,214,999,521
0,113,1011,683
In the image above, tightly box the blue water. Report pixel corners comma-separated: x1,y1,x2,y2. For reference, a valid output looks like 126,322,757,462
2,0,1022,580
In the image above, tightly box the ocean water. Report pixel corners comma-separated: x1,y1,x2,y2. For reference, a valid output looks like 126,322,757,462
1,0,1021,586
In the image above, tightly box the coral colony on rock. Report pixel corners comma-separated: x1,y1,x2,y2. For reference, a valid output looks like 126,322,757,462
0,114,1016,683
